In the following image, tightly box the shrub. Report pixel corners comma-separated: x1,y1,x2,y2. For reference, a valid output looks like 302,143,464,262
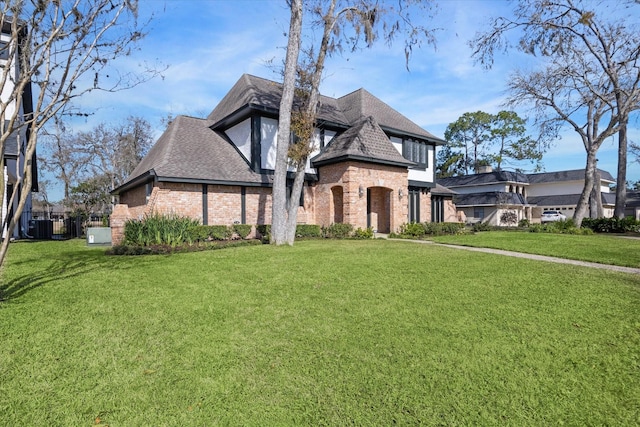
233,224,252,239
518,218,530,228
399,222,426,238
353,227,374,239
322,223,353,239
439,222,466,235
296,224,322,238
256,224,271,242
472,221,491,232
191,225,233,241
500,211,518,226
582,217,640,233
124,213,200,247
107,239,262,256
396,222,466,238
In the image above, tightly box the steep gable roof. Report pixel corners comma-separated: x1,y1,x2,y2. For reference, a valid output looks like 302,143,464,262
115,115,269,194
311,116,414,168
337,88,444,143
207,74,347,126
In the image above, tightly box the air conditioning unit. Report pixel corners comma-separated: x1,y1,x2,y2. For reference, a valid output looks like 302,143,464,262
86,227,112,246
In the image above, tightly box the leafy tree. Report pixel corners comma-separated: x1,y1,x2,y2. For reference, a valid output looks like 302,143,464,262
489,110,543,170
436,145,465,178
0,1,161,267
470,0,640,226
444,111,493,174
271,0,438,245
67,175,112,218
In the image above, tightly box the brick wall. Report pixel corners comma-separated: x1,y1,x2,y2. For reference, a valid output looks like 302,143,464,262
119,183,147,208
315,161,408,232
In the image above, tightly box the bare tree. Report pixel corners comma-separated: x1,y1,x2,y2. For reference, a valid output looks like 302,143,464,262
271,0,438,245
506,62,618,224
470,0,640,225
39,121,87,200
0,1,161,267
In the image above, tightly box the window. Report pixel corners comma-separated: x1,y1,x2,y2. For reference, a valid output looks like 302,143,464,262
145,182,153,202
0,41,9,61
402,139,428,167
286,183,304,207
408,188,420,223
432,195,445,223
474,207,485,220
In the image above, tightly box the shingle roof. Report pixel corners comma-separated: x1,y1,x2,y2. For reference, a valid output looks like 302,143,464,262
311,116,414,168
626,191,640,208
207,74,348,126
116,115,269,193
118,74,443,192
431,183,456,196
527,169,615,184
438,170,529,188
527,193,616,207
207,74,442,143
453,191,527,207
337,88,444,143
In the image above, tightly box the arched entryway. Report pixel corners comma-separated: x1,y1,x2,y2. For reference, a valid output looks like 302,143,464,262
330,185,344,224
366,186,392,233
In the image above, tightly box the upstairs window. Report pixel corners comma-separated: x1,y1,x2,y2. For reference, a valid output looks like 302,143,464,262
402,139,428,168
0,41,9,61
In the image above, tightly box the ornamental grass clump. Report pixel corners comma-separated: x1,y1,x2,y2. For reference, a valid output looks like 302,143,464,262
124,213,200,247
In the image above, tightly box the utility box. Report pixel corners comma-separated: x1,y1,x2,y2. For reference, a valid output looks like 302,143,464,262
87,227,112,246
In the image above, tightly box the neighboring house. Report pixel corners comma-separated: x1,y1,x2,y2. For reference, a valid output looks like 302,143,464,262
1,19,38,239
111,74,457,243
438,166,615,225
624,191,640,220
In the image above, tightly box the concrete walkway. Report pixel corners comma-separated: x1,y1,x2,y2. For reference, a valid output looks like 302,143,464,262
387,238,640,275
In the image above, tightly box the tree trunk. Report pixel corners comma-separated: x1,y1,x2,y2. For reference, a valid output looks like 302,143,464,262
270,0,303,245
574,148,598,227
614,120,627,218
280,0,337,244
284,163,306,244
0,133,35,268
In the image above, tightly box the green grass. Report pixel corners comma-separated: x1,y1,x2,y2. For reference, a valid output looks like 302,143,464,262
1,239,639,425
430,231,640,268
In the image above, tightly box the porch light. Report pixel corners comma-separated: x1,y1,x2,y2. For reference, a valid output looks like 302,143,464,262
398,188,404,200
358,185,364,198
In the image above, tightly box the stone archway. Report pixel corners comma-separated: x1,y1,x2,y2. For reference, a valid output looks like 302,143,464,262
367,186,392,233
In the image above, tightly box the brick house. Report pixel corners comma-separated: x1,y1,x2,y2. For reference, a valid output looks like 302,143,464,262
111,74,456,243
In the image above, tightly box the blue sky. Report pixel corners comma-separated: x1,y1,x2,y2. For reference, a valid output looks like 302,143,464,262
51,0,639,201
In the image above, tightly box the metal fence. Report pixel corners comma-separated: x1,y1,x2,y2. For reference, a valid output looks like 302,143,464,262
27,211,109,239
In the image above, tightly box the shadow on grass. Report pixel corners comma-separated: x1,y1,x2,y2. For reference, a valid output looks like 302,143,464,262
0,247,143,303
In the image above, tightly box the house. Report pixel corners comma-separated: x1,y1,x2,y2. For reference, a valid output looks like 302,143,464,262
624,191,640,220
438,166,616,225
1,18,38,239
111,74,457,243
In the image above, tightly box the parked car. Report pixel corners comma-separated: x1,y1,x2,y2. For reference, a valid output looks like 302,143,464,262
541,210,567,223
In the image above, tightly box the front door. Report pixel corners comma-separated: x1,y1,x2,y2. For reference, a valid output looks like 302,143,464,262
366,187,391,233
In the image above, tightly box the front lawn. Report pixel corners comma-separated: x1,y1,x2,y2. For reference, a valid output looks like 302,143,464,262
430,231,640,268
1,239,639,425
